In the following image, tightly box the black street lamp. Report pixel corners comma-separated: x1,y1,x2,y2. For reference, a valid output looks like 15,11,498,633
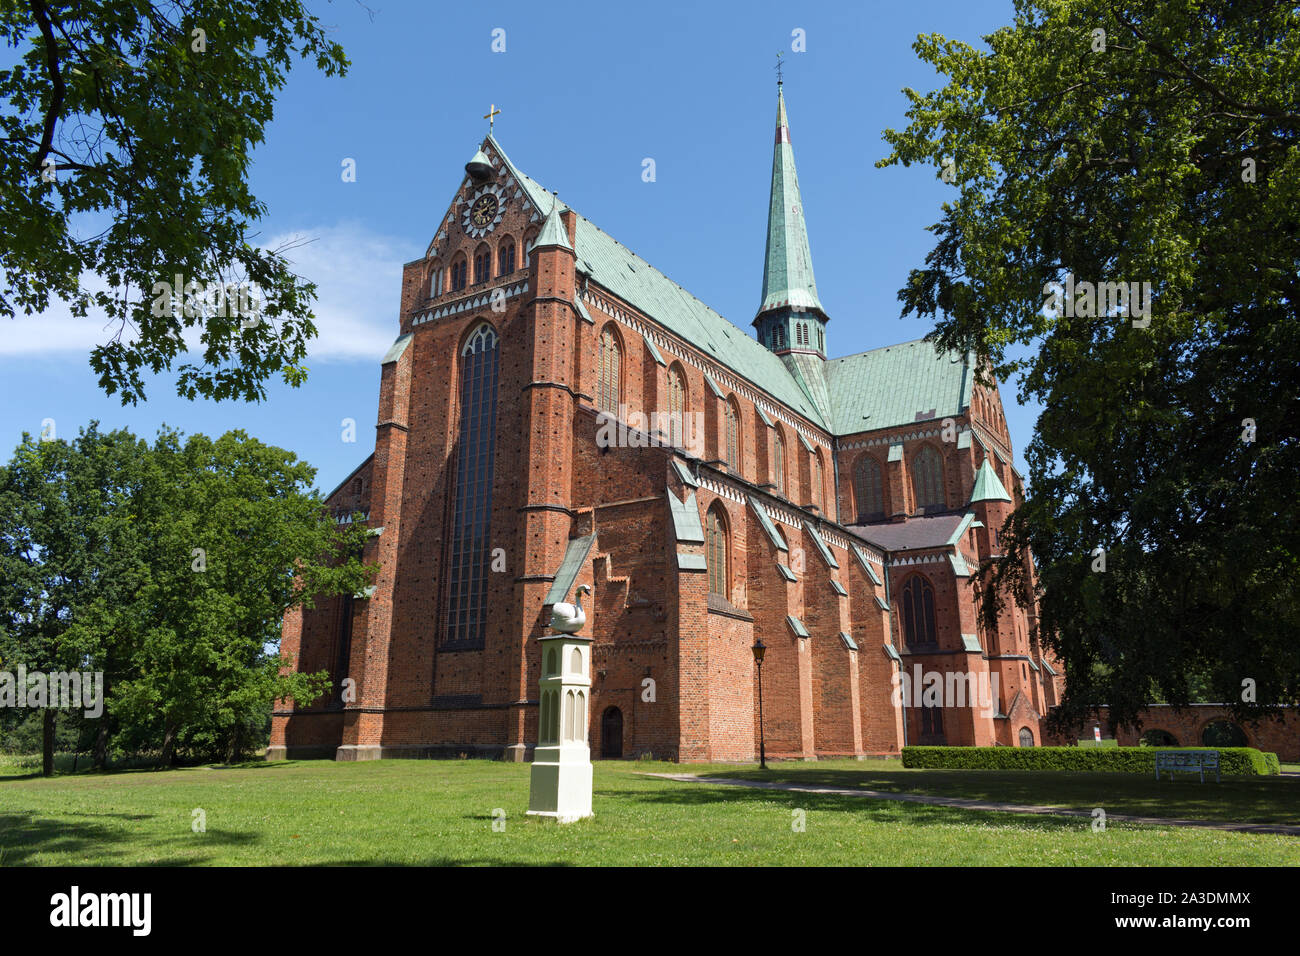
752,638,767,770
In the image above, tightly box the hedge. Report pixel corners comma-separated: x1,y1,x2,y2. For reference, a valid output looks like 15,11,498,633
901,745,1280,776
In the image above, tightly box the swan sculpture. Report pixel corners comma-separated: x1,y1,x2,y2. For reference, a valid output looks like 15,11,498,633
550,584,590,634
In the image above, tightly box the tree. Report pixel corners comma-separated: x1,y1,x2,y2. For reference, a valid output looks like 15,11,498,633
878,0,1300,731
0,424,374,771
0,1,348,404
111,428,373,765
0,425,148,774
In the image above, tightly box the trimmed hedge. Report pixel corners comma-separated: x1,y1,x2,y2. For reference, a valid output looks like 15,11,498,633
901,745,1280,776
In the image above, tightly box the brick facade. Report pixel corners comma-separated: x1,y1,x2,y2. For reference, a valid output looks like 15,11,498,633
269,133,1064,764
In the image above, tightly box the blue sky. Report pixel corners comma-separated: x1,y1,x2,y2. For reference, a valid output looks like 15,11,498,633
1,0,1038,496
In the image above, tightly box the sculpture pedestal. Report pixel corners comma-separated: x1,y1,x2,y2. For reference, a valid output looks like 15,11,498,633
526,632,594,823
526,743,593,822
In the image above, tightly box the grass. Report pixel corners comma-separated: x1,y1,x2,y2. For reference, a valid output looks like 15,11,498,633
703,758,1300,826
0,757,1297,866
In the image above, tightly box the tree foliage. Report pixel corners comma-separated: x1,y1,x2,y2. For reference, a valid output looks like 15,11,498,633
0,423,374,770
0,0,348,403
878,0,1300,730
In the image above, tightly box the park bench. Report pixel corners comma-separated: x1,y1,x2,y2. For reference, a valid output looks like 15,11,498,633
1154,750,1220,783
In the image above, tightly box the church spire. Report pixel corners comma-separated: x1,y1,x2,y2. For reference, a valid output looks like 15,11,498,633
754,82,828,359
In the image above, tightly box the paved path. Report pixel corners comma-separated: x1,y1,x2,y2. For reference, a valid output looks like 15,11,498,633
641,773,1300,836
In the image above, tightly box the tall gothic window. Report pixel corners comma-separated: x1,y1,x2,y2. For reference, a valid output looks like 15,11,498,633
817,327,824,352
774,325,785,348
901,575,937,649
774,430,786,495
446,323,500,645
854,456,884,521
451,258,467,291
667,364,686,448
912,445,945,512
429,263,443,297
499,240,516,276
598,327,621,414
812,452,823,509
706,507,729,599
473,248,490,284
725,399,740,471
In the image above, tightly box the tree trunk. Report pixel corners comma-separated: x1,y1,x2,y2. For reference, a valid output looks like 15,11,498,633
159,720,178,767
93,720,110,771
42,708,56,777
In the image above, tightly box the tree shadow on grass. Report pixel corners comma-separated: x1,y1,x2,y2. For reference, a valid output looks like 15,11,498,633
0,811,262,866
694,766,1300,826
607,781,1118,835
304,857,577,867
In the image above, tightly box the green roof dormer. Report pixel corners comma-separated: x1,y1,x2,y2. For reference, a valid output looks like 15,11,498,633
970,459,1013,504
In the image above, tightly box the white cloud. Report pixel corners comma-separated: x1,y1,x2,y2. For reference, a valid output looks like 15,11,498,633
0,221,407,361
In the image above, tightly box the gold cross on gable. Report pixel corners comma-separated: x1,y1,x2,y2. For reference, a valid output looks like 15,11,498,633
484,104,501,132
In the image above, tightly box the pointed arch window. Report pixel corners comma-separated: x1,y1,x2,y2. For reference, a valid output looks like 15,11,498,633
774,430,786,495
451,258,468,292
854,456,884,521
912,445,945,512
901,575,937,649
473,248,490,284
706,507,729,599
598,326,621,414
446,323,500,646
429,263,443,297
499,240,516,276
667,365,687,448
725,399,740,471
523,230,539,267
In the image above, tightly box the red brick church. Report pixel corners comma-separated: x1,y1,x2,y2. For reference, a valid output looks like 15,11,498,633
270,83,1064,763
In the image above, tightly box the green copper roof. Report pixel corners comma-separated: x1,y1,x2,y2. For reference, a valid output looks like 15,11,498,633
748,494,788,552
825,340,976,434
756,86,826,321
484,135,829,429
481,135,982,440
776,562,797,581
670,458,698,488
839,631,859,651
970,459,1013,504
668,489,705,542
829,579,848,596
786,615,810,638
961,633,983,653
852,545,882,585
802,520,839,569
544,535,595,604
782,351,834,430
883,642,901,661
533,196,572,251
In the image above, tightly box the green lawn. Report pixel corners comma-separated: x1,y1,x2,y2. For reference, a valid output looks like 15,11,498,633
0,757,1297,866
703,758,1300,826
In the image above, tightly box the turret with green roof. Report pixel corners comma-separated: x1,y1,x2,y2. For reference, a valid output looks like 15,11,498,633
753,81,834,425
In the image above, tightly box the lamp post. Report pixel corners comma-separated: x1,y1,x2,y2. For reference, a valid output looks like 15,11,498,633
752,638,767,770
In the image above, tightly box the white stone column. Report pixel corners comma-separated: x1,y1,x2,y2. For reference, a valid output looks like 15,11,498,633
527,633,594,822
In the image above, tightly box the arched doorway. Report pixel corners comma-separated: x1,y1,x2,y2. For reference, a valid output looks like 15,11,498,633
1018,727,1034,747
1142,729,1179,747
1201,720,1247,748
601,707,623,759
